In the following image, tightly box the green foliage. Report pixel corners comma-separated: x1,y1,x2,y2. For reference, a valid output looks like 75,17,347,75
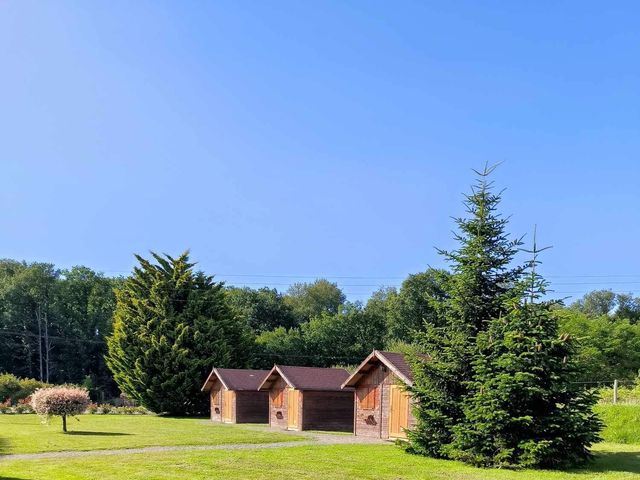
255,280,386,368
226,286,298,333
0,261,59,382
385,269,449,343
0,373,49,404
0,260,118,397
408,165,524,458
571,290,640,323
302,301,387,366
557,309,640,382
255,300,387,368
255,326,306,367
85,403,151,415
451,295,602,467
284,279,346,322
408,167,602,469
106,251,254,415
54,266,119,396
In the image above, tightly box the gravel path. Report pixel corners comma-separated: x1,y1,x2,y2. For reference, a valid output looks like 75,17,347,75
0,432,385,462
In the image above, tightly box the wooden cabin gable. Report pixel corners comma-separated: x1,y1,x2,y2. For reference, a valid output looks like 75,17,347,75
353,362,414,439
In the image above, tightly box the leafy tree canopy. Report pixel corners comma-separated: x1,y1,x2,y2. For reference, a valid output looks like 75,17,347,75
226,286,298,334
571,289,640,323
284,279,345,323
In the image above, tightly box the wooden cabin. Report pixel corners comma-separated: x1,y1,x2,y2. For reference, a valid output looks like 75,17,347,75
341,350,418,439
201,368,269,424
257,365,354,432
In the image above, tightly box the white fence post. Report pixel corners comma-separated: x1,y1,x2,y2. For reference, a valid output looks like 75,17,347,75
613,379,619,404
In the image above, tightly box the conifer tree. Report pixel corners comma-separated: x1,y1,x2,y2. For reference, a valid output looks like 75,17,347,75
450,234,602,468
407,165,524,457
106,252,253,415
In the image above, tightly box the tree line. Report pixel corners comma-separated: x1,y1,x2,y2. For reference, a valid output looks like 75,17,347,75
0,263,638,400
0,262,120,399
0,265,639,399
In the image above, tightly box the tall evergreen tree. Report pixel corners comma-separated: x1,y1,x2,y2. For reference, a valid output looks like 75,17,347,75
450,236,602,468
106,252,253,415
407,165,524,457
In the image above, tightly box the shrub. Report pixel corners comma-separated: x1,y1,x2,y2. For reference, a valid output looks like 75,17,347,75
111,405,150,415
31,387,90,432
0,373,49,405
0,373,20,403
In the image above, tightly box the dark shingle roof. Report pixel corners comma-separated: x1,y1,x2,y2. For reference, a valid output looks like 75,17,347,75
378,351,414,383
201,368,269,392
258,365,352,391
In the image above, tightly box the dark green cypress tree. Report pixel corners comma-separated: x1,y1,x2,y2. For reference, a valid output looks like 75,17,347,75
450,235,602,468
407,165,524,457
106,252,253,415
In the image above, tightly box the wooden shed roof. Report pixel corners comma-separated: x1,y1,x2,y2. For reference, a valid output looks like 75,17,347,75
258,365,353,392
341,350,422,388
201,368,269,392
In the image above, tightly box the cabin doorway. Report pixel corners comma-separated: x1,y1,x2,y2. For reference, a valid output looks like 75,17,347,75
389,385,409,438
222,390,234,423
287,389,299,429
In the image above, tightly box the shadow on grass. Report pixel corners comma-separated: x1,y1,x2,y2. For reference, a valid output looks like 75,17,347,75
587,451,640,474
565,451,640,475
65,431,132,436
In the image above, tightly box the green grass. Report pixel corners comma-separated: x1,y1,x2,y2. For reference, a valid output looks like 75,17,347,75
0,443,639,480
596,404,640,444
1,406,639,479
0,415,302,454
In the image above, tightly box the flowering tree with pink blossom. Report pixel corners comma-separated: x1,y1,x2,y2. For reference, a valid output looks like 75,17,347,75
31,387,90,432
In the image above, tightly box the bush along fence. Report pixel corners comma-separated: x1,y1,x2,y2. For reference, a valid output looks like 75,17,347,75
599,380,640,405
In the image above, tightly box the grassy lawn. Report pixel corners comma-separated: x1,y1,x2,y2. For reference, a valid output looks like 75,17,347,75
0,415,302,454
0,443,639,480
596,404,640,444
1,406,639,479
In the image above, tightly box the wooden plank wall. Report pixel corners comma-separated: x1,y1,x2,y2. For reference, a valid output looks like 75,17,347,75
235,391,269,423
301,390,354,432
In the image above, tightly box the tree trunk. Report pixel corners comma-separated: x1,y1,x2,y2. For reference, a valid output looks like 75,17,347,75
62,414,67,433
44,310,50,383
37,305,43,381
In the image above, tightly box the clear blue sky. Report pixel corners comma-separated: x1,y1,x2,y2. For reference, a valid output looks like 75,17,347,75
2,1,639,302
